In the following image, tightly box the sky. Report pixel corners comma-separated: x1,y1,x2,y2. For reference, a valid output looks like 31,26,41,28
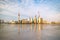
0,0,60,22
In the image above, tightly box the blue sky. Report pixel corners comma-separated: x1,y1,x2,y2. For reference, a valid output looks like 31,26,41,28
0,0,60,22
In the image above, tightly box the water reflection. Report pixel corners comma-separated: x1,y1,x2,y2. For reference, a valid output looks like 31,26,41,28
30,24,33,31
38,24,43,31
17,24,20,34
16,24,43,33
0,24,60,40
34,24,36,32
33,24,43,32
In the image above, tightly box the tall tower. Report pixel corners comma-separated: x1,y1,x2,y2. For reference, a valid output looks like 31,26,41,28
18,12,20,23
38,11,41,24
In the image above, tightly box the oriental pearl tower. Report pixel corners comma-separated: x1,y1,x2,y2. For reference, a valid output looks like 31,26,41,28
18,12,20,23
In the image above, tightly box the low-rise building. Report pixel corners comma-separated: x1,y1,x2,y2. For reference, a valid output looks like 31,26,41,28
22,19,29,24
0,19,4,23
9,20,15,24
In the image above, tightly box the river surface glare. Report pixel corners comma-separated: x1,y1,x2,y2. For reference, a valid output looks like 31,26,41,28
0,24,60,40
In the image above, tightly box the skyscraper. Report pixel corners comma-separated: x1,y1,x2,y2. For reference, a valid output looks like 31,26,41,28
34,15,37,24
37,11,43,24
40,18,43,24
29,17,33,23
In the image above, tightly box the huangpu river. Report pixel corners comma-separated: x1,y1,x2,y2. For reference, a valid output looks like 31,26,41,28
0,24,60,40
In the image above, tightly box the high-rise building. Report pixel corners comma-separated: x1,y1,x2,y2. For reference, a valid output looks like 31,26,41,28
34,15,37,24
40,18,43,24
37,11,43,24
38,17,41,23
29,17,33,23
18,12,20,23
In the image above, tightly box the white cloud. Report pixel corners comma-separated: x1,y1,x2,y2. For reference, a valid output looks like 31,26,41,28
0,11,17,17
0,0,60,22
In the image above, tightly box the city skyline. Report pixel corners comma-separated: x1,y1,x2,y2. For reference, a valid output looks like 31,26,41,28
0,0,60,22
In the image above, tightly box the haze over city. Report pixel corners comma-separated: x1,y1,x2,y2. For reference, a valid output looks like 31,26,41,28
0,0,60,22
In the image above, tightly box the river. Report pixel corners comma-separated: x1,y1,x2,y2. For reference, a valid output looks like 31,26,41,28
0,24,60,40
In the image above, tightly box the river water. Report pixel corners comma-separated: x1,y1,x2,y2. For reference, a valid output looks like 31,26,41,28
0,24,60,40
